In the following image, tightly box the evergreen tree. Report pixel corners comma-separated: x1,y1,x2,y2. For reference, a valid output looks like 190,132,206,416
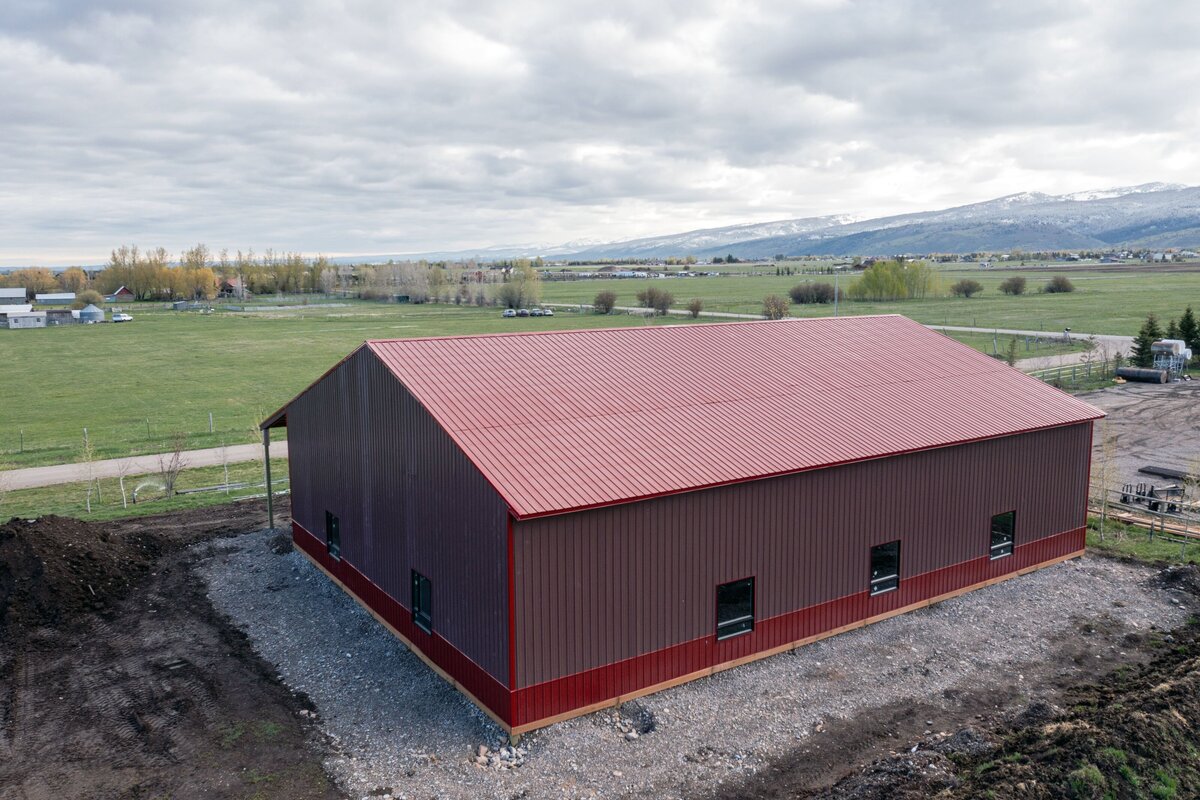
1166,318,1180,339
1131,314,1163,367
1178,306,1199,354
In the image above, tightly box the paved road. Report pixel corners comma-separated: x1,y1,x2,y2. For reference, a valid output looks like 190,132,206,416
1,441,288,491
926,325,1135,371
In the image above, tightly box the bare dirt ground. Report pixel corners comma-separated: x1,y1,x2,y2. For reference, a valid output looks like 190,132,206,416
0,498,340,800
1085,381,1200,493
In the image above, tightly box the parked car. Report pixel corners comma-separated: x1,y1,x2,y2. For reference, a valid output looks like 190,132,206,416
531,308,545,317
112,312,133,322
543,307,554,316
517,308,531,317
502,308,516,318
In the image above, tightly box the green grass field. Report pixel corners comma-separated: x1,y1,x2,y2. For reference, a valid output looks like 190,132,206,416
0,459,288,522
2,262,1192,472
542,264,1200,334
0,303,694,468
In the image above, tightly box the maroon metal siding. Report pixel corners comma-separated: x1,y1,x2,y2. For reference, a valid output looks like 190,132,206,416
287,346,511,686
512,422,1092,690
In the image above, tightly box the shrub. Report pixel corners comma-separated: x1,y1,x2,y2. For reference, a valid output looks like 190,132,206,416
686,298,704,318
593,290,617,314
788,282,837,304
636,286,674,315
1044,275,1075,293
846,260,937,301
73,289,105,308
762,294,789,320
950,279,984,298
998,275,1026,295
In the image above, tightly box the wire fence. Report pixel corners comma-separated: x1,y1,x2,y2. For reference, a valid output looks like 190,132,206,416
1091,485,1200,560
0,415,282,469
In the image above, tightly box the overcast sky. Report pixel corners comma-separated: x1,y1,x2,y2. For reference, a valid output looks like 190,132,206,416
3,1,1200,265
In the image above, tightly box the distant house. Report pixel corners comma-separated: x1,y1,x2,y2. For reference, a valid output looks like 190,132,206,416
35,292,76,306
105,285,135,302
217,277,251,299
0,287,27,304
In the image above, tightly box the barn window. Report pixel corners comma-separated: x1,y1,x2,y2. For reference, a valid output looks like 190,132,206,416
325,511,341,559
990,511,1015,559
869,541,900,596
716,577,754,640
411,570,432,634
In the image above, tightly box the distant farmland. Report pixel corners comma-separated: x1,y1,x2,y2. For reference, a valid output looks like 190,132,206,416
2,263,1195,469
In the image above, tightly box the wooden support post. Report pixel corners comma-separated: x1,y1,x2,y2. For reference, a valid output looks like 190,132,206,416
263,428,274,530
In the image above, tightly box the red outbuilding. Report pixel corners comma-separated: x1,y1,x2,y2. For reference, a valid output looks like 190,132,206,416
262,315,1103,734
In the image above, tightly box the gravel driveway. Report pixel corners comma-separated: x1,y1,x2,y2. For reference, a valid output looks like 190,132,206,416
196,532,1191,800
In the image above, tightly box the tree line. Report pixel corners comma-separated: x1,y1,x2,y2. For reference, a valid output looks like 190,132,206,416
0,245,547,306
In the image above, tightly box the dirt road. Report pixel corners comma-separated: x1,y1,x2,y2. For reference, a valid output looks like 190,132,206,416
0,441,288,491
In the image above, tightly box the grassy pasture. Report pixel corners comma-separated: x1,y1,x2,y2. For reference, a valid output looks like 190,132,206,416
1,262,1193,471
0,302,688,468
0,459,288,522
541,264,1200,334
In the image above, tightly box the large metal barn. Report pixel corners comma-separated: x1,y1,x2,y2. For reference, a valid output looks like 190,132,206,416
261,315,1103,734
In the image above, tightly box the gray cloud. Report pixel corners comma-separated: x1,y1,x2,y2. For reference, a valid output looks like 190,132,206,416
2,0,1199,264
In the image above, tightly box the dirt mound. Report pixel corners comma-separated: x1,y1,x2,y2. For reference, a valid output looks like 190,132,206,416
952,617,1200,798
0,515,164,631
0,499,284,635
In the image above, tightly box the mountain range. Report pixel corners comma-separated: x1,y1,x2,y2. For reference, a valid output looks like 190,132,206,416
373,182,1200,262
560,182,1200,260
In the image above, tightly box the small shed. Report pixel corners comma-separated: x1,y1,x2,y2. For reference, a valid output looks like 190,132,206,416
105,286,135,302
5,311,47,329
35,292,75,306
0,288,27,303
46,309,76,326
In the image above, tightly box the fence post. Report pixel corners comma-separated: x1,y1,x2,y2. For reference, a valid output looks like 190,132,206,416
209,412,214,433
1099,487,1107,541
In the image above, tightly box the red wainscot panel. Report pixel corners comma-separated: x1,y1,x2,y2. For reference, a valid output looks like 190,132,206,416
511,526,1084,730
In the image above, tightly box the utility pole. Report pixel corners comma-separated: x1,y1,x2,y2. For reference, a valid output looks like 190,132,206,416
834,269,839,318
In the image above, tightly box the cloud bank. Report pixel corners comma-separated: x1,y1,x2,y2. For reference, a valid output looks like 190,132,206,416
3,0,1199,264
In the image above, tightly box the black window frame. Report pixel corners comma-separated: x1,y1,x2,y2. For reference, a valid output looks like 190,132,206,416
869,540,901,596
715,577,755,640
411,570,432,634
990,510,1016,560
325,511,341,560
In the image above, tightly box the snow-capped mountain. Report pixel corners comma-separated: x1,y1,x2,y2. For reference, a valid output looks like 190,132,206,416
559,183,1200,259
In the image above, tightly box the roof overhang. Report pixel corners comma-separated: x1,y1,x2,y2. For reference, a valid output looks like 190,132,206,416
260,407,287,430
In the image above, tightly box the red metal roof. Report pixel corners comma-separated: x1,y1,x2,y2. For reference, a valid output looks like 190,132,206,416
365,315,1104,519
